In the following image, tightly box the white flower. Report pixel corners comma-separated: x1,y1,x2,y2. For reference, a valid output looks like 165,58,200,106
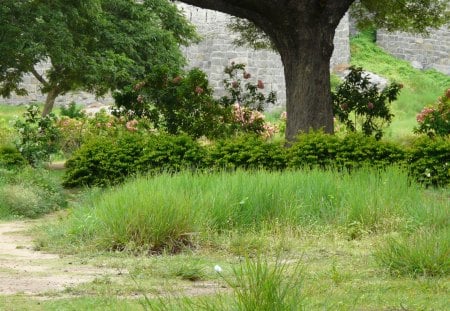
214,265,223,273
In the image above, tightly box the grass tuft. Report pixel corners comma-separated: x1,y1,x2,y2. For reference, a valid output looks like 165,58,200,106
374,228,450,277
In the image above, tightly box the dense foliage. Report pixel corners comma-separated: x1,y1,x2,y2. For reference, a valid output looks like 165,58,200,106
63,132,205,187
113,67,227,139
407,136,450,187
0,0,197,114
13,104,61,166
332,67,402,140
113,63,277,139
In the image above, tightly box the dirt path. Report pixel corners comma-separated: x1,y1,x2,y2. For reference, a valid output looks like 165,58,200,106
0,220,118,296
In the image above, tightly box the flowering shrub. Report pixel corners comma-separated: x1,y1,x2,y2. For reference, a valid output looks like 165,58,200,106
220,63,277,138
414,88,450,137
13,104,61,166
332,66,402,140
113,67,227,139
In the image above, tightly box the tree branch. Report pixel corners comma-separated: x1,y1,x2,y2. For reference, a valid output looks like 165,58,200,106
30,66,48,86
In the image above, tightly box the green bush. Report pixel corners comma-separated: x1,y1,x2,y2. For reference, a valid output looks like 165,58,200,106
407,136,450,187
113,67,228,139
0,145,28,170
207,135,287,171
288,131,340,169
336,133,405,170
288,132,405,170
13,104,61,166
135,134,206,174
0,168,66,218
63,132,205,187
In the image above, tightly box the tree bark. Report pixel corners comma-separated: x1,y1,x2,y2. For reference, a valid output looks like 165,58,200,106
42,87,60,116
279,25,335,142
177,0,354,141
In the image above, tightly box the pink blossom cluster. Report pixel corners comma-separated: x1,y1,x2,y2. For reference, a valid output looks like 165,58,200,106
232,104,277,138
232,103,265,124
126,119,139,131
261,123,278,139
416,107,435,123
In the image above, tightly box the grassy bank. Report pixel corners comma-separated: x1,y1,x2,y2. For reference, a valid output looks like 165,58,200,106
350,31,450,139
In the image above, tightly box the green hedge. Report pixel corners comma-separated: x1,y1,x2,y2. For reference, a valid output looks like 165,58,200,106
63,132,449,188
287,132,405,170
63,132,205,187
207,135,287,171
407,136,449,187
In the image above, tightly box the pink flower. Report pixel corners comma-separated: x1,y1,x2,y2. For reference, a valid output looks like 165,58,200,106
367,102,374,110
243,72,251,79
126,119,139,131
416,107,435,123
172,76,182,84
257,80,264,89
133,81,145,91
195,86,204,95
232,81,239,89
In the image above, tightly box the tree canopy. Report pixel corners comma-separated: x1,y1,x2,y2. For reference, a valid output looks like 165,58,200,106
178,0,449,141
0,0,198,115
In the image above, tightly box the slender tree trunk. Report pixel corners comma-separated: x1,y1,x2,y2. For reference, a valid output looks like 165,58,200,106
42,87,59,116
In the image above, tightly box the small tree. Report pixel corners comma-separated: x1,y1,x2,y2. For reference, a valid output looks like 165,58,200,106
332,67,401,140
0,0,198,115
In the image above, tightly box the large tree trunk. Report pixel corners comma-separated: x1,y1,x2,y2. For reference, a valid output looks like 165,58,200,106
42,87,60,116
280,27,335,142
177,0,354,141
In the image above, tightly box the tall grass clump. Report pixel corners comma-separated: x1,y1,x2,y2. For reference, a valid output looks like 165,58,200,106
223,256,304,311
0,168,66,219
44,167,446,253
374,228,450,277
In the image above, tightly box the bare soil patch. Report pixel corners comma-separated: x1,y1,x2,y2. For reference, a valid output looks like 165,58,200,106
0,220,119,296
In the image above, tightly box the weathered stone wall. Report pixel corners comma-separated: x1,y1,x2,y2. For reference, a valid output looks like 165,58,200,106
377,26,450,75
0,4,351,106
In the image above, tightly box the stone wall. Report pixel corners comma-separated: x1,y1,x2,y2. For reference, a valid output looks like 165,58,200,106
0,4,351,106
377,26,450,75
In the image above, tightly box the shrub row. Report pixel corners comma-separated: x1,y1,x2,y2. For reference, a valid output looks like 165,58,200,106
62,132,450,188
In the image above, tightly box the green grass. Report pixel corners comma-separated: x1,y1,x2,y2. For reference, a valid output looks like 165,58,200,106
350,30,450,139
43,168,448,254
0,167,67,219
375,228,450,277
